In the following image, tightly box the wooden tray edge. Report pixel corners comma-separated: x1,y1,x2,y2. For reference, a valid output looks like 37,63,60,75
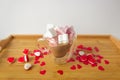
0,35,13,51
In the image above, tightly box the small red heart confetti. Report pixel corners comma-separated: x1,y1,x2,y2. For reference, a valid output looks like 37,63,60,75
97,55,104,59
77,64,82,69
94,47,99,52
77,44,84,49
66,58,75,63
7,57,15,63
104,60,109,64
80,55,87,62
35,56,41,61
83,61,89,65
57,70,63,75
34,60,40,64
40,70,46,75
86,47,92,51
18,56,24,63
91,63,97,67
23,49,29,54
98,66,104,71
87,54,96,64
96,59,101,63
70,65,76,70
30,53,34,56
40,61,46,66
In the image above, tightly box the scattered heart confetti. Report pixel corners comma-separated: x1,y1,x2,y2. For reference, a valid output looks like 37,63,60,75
40,70,46,75
80,55,87,62
66,58,75,63
98,66,104,71
7,57,15,63
18,56,24,63
104,60,109,64
23,49,29,54
91,63,97,67
94,47,99,52
30,53,34,56
77,44,84,49
86,47,92,51
96,59,101,63
97,55,104,59
40,61,46,66
70,65,76,70
77,64,82,69
34,60,40,64
57,70,63,75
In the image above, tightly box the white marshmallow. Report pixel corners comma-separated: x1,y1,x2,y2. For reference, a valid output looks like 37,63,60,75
79,51,85,56
58,34,69,44
62,34,69,44
34,52,41,56
24,63,32,70
58,35,63,44
46,24,54,31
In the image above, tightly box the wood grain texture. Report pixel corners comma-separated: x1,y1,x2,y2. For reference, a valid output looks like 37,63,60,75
0,35,120,80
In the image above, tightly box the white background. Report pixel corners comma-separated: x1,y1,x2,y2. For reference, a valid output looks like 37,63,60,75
0,0,120,39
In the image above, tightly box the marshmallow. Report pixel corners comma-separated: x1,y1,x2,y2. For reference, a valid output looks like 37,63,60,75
46,24,54,31
79,51,85,56
58,34,69,44
34,52,41,56
58,35,63,44
24,55,29,62
24,63,32,70
62,34,69,44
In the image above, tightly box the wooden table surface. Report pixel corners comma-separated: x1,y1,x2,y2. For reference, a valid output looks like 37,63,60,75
0,35,120,80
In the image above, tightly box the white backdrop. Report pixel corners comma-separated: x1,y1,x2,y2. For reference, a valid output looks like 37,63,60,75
0,0,120,39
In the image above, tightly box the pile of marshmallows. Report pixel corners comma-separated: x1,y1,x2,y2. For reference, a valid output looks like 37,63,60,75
43,24,75,47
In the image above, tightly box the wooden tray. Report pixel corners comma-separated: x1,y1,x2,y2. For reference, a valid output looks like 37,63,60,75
0,34,120,80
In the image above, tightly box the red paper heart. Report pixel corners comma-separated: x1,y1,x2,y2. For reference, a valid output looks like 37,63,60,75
34,60,40,64
77,64,82,69
66,58,75,63
30,53,34,56
40,61,46,66
91,63,97,67
104,60,109,64
98,66,104,71
7,57,15,63
87,54,96,64
97,55,104,59
77,44,84,49
80,55,87,62
70,65,76,70
57,70,63,75
40,70,46,75
18,56,24,63
23,49,29,54
96,59,101,63
94,47,99,52
86,47,92,51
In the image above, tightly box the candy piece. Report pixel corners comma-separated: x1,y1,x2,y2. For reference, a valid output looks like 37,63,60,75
77,64,82,69
23,49,29,55
7,57,15,64
70,65,76,70
104,60,109,64
58,35,63,44
30,53,34,56
57,70,63,75
86,47,92,51
58,34,69,44
97,55,104,59
40,61,46,66
94,47,99,52
83,61,89,65
79,51,85,56
40,70,46,75
34,52,41,56
98,66,104,71
24,63,32,70
18,56,24,63
66,58,75,63
96,59,101,63
24,54,29,62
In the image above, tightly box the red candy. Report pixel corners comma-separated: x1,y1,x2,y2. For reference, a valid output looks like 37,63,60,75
70,65,76,70
77,45,84,49
94,47,99,52
86,47,92,51
40,70,46,75
57,70,63,75
104,60,109,64
40,61,46,66
98,66,105,71
34,60,40,64
18,56,24,63
80,55,87,62
7,57,15,63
